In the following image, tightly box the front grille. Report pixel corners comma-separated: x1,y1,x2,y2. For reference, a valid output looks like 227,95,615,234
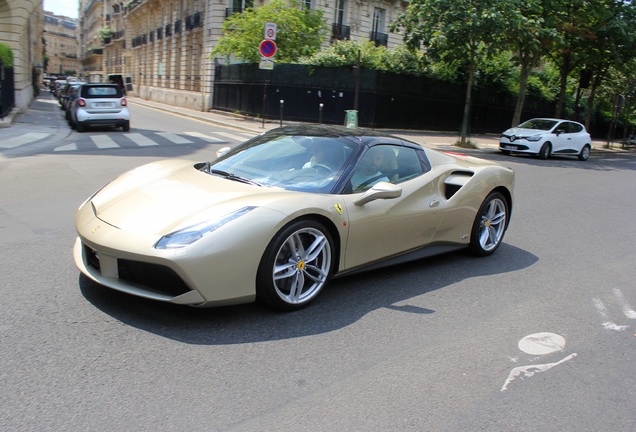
83,244,191,297
118,259,192,297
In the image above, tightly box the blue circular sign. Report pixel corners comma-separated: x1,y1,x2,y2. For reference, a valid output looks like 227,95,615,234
259,40,277,58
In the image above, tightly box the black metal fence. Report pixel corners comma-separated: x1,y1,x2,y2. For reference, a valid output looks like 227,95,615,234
0,64,15,118
212,63,555,134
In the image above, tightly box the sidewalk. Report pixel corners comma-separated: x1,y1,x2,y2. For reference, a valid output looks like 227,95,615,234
0,92,630,155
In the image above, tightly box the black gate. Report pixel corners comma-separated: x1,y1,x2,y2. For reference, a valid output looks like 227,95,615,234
0,63,15,118
212,63,555,133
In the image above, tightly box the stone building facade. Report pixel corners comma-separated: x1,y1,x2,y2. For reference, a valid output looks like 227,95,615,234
0,0,44,110
81,0,406,111
43,12,81,77
79,0,106,82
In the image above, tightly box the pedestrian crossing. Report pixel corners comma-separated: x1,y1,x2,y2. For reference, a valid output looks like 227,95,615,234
52,130,256,152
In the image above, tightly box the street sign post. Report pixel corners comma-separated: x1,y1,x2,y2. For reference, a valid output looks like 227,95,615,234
265,22,277,40
259,39,277,58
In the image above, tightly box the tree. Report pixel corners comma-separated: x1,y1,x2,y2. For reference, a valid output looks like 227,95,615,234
211,0,327,64
581,0,636,130
391,0,515,145
501,0,554,126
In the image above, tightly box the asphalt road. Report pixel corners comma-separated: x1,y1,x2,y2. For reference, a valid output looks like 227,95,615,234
1,102,635,431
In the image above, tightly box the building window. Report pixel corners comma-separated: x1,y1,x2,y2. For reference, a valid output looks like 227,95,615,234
334,0,346,25
370,8,388,47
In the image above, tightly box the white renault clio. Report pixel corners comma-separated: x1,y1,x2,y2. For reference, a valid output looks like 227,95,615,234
69,83,130,132
499,118,592,161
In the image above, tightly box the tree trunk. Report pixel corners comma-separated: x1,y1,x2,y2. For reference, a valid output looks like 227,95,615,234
459,54,475,146
512,60,532,127
554,54,570,119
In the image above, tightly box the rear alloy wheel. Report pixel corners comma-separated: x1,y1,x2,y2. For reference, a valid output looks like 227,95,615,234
538,142,551,160
578,145,591,161
469,192,508,257
257,220,334,310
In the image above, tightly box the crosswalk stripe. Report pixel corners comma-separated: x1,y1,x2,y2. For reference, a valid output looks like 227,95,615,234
212,131,251,142
54,143,78,152
155,132,193,144
184,131,224,142
124,132,158,146
91,135,119,149
0,132,51,149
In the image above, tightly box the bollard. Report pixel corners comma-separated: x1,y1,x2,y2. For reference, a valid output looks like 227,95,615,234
319,103,324,124
345,110,358,128
279,99,284,127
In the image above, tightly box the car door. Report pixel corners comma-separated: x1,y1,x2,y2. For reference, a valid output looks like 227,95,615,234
553,121,587,153
339,145,444,270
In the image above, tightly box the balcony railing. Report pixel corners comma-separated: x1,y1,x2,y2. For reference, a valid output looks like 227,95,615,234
331,23,351,41
370,31,388,47
84,48,103,57
225,8,243,18
185,12,203,30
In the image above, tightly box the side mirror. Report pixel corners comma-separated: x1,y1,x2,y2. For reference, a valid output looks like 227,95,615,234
216,146,231,158
354,182,402,206
554,129,565,135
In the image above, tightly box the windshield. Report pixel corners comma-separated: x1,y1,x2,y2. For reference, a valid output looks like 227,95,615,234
209,133,358,193
518,119,558,131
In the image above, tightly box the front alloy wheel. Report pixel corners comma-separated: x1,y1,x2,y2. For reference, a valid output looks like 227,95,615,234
257,220,334,310
469,192,508,256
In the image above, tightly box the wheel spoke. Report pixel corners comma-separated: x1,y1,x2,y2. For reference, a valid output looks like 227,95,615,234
303,235,327,262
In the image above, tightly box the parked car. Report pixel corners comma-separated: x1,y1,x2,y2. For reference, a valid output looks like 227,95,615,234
59,82,84,116
68,83,130,132
499,118,592,161
74,125,514,311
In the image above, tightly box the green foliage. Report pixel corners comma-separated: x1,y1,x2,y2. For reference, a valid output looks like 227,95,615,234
300,40,425,75
0,43,14,68
211,0,327,63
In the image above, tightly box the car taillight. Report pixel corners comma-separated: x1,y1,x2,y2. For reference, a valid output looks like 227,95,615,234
121,98,127,106
78,98,86,107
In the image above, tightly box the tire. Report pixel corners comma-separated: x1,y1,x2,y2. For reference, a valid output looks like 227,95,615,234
122,121,130,132
500,149,511,156
578,144,591,161
469,192,509,257
538,142,551,160
76,122,85,132
256,220,334,310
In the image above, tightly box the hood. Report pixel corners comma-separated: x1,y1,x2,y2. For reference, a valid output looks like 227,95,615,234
502,127,547,138
90,160,288,235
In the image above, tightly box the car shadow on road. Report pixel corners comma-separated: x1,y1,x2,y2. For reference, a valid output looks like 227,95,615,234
79,243,538,345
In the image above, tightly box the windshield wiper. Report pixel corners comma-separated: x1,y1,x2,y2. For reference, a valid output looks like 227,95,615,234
209,168,264,187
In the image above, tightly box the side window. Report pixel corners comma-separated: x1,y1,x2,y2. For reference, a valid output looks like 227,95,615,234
568,122,583,133
349,145,424,193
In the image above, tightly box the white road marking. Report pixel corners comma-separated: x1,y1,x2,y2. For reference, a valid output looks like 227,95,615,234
212,131,251,142
518,332,565,356
155,132,193,144
0,132,51,148
54,143,78,152
91,134,119,149
124,132,158,146
613,288,636,319
501,353,577,391
592,298,629,331
184,131,224,142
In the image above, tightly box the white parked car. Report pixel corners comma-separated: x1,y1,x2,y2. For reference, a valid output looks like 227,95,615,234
499,118,592,161
68,83,130,132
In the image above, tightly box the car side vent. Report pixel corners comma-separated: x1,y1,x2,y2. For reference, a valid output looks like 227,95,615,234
444,171,474,199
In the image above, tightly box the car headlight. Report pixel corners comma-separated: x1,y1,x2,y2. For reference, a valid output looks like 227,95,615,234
155,206,256,249
525,135,542,142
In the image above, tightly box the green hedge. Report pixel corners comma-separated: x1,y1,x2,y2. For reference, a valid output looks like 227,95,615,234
0,43,14,68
